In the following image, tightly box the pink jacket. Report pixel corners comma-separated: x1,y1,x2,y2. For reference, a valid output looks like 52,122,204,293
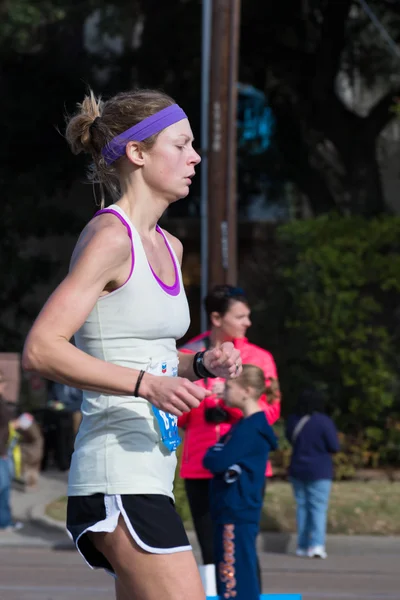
178,332,281,479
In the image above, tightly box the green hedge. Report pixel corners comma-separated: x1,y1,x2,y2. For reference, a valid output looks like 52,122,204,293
244,215,400,466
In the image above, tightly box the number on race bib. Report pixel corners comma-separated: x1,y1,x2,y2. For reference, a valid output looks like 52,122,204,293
159,410,170,430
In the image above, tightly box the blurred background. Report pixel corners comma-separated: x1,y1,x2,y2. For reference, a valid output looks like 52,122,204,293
1,0,400,476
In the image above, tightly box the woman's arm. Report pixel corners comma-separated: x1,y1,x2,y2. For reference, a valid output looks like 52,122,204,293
22,218,206,417
324,418,340,453
177,347,242,382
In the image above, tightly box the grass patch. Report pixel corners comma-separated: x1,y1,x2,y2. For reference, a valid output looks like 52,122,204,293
45,495,67,523
261,480,400,535
46,481,400,536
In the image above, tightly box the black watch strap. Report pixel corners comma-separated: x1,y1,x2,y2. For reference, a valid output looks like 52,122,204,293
193,350,217,379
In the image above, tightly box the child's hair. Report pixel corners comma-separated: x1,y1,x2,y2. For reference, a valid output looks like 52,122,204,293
236,364,267,399
265,376,281,404
236,365,281,403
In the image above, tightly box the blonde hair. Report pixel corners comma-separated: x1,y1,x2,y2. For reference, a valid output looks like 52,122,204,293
65,88,175,204
235,365,267,399
236,364,280,403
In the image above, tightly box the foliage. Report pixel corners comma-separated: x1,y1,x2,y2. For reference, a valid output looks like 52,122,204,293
242,215,400,464
276,216,400,431
240,0,400,215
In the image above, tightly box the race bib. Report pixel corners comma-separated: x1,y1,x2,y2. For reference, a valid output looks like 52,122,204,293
151,362,181,452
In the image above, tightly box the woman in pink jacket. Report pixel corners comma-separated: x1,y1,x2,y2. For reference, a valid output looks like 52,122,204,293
178,285,280,593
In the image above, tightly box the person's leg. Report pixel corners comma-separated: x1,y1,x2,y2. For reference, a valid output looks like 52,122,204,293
90,516,205,600
115,578,132,600
215,523,259,600
184,478,214,564
290,477,309,552
0,457,12,528
307,479,332,555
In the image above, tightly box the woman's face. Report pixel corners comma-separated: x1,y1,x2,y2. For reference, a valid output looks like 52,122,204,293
211,300,252,341
139,118,201,202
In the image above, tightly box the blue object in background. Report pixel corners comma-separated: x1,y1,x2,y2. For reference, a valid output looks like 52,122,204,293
237,83,274,155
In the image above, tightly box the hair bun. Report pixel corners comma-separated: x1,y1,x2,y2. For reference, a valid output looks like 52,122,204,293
65,91,103,155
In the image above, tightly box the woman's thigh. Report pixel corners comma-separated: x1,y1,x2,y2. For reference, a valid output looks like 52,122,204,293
90,516,205,600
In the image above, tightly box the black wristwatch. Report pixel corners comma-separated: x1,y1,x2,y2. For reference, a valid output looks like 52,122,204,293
193,350,217,379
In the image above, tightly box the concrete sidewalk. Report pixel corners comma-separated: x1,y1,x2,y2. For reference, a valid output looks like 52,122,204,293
0,470,72,548
1,469,399,558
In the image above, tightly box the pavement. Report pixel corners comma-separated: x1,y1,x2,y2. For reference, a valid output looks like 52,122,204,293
0,470,72,549
0,472,399,599
1,470,398,555
2,470,400,558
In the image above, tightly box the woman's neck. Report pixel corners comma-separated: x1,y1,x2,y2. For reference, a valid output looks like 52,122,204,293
117,180,169,236
209,328,233,348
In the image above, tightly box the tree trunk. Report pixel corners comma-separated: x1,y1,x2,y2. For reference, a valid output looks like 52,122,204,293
346,143,385,216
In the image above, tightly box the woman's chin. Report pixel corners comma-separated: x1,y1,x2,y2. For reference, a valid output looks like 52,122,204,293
180,185,190,198
169,187,189,203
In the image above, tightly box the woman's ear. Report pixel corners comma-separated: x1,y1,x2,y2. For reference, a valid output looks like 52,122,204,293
125,141,145,166
210,311,222,328
245,386,254,398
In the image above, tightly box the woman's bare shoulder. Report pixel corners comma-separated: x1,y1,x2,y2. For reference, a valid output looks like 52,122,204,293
70,212,132,271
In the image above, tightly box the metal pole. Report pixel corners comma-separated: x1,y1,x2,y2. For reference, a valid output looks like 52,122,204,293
200,0,212,332
226,0,240,285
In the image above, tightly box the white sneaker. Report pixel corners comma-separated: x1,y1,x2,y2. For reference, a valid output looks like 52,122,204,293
295,548,308,557
308,545,327,559
2,522,24,532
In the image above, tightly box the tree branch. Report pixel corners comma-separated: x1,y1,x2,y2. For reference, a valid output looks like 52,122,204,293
312,0,353,97
367,85,400,138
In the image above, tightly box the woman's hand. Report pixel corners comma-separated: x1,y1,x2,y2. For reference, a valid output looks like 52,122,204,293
203,342,242,379
211,381,226,397
140,374,210,417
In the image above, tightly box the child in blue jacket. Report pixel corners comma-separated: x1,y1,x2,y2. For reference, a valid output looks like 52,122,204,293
203,364,278,600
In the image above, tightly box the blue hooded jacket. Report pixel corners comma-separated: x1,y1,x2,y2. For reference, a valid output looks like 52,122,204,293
203,411,278,525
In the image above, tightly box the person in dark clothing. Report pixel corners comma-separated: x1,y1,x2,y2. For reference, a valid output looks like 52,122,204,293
0,372,22,531
41,383,83,472
203,365,278,600
286,388,340,559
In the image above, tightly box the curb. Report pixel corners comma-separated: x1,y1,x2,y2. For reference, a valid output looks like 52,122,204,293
22,495,75,549
29,503,69,534
18,495,400,556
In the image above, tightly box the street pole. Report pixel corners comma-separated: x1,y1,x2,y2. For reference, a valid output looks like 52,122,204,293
207,0,241,290
200,0,212,331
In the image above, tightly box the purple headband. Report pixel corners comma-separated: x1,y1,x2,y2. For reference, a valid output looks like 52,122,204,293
101,104,187,166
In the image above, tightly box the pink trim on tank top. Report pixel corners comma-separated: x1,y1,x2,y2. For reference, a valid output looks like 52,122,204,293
93,209,135,290
152,226,180,296
93,209,180,297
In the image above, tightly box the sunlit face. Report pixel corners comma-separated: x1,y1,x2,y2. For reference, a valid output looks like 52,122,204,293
211,300,251,341
141,118,201,202
224,379,245,409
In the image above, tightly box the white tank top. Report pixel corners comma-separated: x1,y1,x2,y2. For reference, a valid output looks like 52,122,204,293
68,204,190,498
